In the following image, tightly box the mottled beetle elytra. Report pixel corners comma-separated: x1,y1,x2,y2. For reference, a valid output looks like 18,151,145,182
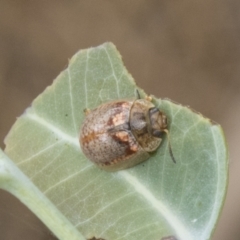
79,93,175,171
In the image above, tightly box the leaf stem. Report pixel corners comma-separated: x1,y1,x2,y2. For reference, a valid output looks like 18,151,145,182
0,149,85,240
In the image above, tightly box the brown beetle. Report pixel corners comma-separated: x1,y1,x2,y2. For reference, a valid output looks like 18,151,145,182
79,96,175,171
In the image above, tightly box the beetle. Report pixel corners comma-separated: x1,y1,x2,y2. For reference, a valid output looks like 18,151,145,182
79,94,175,171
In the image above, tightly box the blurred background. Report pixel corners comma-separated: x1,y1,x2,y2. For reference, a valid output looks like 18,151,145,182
0,1,239,239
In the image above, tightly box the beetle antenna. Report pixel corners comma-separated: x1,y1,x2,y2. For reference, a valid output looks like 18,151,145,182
163,129,176,163
136,89,141,99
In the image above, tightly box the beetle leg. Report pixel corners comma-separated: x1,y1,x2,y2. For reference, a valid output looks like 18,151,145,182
163,129,176,164
136,89,141,99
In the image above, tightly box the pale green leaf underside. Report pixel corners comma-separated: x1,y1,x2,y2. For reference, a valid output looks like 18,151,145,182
3,43,228,240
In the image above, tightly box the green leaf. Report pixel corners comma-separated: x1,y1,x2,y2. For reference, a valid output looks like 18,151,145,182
2,43,228,240
0,149,85,240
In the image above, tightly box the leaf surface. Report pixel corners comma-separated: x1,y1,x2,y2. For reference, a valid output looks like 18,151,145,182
3,43,228,240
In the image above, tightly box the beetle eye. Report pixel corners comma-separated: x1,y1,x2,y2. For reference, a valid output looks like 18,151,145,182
152,129,163,138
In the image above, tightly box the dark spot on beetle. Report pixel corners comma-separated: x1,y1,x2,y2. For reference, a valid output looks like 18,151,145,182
161,235,178,240
65,114,68,117
107,116,115,126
